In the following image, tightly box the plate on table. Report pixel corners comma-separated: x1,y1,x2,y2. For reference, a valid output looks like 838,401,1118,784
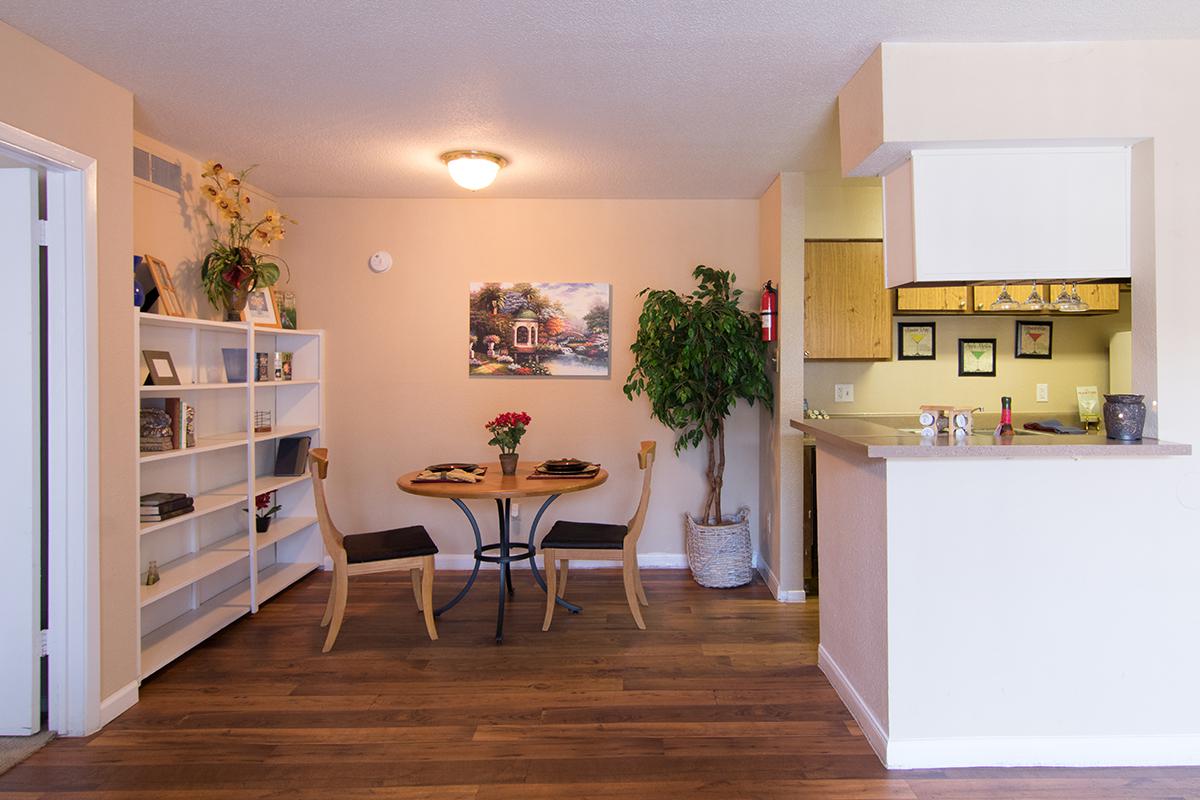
426,462,479,473
540,458,593,474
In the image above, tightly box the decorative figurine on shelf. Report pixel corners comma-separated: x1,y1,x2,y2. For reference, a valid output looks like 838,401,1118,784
133,255,145,307
278,289,297,329
144,561,160,586
486,411,532,475
251,491,282,533
197,160,298,321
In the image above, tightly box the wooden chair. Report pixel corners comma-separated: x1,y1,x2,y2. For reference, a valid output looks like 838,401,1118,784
541,441,655,631
309,448,438,651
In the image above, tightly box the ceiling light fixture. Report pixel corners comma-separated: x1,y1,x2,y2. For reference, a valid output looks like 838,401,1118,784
440,150,507,191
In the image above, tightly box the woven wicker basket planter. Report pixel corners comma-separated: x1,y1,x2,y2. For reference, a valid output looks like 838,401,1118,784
684,506,752,588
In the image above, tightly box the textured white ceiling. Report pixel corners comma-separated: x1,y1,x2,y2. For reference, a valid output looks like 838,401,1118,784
3,1,1198,198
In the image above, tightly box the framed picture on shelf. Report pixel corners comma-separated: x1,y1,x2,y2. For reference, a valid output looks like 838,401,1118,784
958,338,996,377
142,349,180,385
897,322,936,360
143,254,185,317
1015,320,1053,359
242,286,281,327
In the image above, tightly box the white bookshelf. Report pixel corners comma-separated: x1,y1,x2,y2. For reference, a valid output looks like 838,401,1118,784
135,312,327,679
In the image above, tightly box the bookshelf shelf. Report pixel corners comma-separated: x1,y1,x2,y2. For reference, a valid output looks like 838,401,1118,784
139,491,245,536
136,311,326,679
139,532,248,607
139,580,249,678
255,517,318,552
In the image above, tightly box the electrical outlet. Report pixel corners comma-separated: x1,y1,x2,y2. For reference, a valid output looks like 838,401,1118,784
1036,384,1049,403
834,384,854,403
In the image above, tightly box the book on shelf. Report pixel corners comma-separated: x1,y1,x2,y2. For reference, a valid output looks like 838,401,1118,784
274,435,311,477
140,495,194,515
140,503,194,523
139,398,195,450
140,491,188,507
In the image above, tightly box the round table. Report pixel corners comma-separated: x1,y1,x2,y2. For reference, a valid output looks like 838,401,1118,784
397,462,609,643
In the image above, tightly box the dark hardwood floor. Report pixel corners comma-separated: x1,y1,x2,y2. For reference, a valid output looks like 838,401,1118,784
4,569,1199,799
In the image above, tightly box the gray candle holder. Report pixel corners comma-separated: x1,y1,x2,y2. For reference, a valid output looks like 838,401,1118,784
1103,394,1147,441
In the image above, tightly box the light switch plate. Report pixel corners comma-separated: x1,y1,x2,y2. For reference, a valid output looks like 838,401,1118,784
1036,384,1049,403
835,384,854,403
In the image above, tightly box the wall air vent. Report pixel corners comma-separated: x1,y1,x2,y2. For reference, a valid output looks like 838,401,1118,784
132,147,150,181
132,146,182,194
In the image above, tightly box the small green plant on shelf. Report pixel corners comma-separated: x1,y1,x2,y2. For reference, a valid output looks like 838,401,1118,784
248,491,282,533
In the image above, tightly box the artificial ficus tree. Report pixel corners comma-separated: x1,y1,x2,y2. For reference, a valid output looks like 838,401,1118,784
624,266,773,524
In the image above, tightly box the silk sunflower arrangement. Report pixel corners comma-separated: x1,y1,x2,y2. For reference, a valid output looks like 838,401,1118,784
198,161,297,320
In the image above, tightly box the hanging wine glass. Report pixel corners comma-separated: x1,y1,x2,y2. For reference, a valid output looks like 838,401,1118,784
1021,285,1049,311
989,283,1021,311
1053,283,1080,312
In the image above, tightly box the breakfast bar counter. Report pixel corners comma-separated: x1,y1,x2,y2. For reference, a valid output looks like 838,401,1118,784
790,417,1190,458
789,415,1197,770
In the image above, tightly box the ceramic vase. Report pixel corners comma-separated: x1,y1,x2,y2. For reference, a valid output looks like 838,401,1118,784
499,453,519,476
256,516,272,533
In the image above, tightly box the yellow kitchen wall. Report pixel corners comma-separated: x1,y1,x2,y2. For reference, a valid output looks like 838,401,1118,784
278,197,761,561
133,132,280,320
803,167,1131,415
804,169,882,239
0,21,136,700
806,301,1132,414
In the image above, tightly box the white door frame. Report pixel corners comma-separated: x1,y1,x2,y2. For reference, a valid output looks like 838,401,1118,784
0,120,101,737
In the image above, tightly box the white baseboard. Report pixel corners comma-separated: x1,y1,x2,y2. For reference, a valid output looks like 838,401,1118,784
817,644,889,765
819,644,1200,769
755,562,806,602
99,680,139,727
887,733,1200,769
433,552,688,570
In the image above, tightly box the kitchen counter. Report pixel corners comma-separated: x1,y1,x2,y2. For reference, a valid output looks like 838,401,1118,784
796,411,1198,769
790,416,1190,458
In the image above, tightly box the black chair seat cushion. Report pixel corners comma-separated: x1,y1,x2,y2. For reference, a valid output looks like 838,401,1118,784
343,525,438,564
541,520,628,550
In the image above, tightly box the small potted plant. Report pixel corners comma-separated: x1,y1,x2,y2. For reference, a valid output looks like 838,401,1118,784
624,266,772,588
253,491,281,533
486,411,532,475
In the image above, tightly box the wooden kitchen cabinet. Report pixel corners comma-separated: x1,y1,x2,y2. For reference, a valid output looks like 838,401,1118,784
804,240,892,360
1048,283,1121,312
896,286,970,313
972,283,1042,312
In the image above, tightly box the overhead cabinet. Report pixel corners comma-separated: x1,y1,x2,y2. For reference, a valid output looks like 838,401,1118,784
896,286,969,313
804,240,892,360
882,147,1132,288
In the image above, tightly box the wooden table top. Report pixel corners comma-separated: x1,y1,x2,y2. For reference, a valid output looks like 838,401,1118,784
397,462,609,500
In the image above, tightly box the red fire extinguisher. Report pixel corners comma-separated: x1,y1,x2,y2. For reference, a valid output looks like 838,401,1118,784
760,281,777,342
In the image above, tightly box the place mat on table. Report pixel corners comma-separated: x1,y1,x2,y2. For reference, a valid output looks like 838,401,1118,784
528,463,601,480
410,466,488,483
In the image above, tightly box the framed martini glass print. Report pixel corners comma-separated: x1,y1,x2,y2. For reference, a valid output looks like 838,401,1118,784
897,322,936,360
958,338,997,377
1015,320,1052,359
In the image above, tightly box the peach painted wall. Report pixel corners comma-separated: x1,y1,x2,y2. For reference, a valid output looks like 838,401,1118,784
0,21,136,699
134,132,280,319
279,197,761,562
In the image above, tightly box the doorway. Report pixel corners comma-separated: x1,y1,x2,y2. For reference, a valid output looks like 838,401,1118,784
0,123,101,737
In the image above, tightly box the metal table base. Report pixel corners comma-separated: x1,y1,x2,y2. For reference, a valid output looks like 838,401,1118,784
434,493,580,643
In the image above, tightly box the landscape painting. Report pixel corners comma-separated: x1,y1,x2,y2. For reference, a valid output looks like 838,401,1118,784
469,282,611,377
